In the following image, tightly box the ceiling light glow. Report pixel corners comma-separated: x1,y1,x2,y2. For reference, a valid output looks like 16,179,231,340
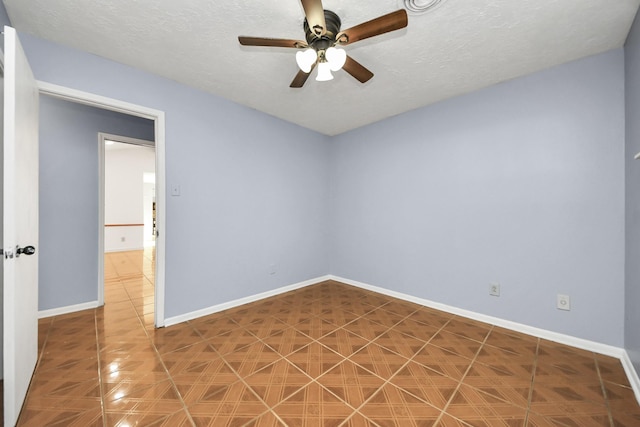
296,48,317,73
315,61,334,81
325,47,346,71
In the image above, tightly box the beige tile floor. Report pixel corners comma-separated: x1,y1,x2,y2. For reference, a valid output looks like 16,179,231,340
14,248,640,426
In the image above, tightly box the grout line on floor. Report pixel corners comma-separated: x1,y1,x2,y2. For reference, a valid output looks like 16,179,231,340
595,356,617,427
94,310,107,427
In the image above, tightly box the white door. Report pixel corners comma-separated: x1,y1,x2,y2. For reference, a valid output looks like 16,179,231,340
3,26,40,427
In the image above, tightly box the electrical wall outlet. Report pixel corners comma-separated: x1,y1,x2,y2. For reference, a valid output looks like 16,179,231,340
490,283,500,297
557,294,571,311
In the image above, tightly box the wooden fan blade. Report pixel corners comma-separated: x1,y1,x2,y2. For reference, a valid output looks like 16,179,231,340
238,36,307,48
336,9,408,46
301,0,327,36
342,56,374,83
290,63,317,88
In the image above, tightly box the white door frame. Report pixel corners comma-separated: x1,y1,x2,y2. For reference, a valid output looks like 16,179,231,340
98,132,155,307
38,81,166,327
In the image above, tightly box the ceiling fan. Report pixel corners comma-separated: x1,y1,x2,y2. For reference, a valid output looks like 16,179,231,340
238,0,408,88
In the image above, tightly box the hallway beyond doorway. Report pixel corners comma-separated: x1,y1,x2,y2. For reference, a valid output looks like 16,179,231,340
104,248,156,326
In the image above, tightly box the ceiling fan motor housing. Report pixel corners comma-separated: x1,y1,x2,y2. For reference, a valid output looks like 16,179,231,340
304,10,341,50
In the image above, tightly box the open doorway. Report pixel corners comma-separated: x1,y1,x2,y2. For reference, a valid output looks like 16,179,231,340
99,135,156,320
38,82,166,327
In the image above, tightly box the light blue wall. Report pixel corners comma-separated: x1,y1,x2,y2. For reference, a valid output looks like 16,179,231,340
39,96,154,310
625,11,640,371
0,1,11,28
23,34,331,318
23,30,630,346
330,50,626,346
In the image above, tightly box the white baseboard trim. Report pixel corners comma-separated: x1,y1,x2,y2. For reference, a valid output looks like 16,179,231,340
330,275,623,357
164,275,332,327
621,351,640,404
330,275,640,402
38,300,101,319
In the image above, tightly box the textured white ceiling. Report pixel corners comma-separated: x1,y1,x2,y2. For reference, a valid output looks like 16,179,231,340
5,0,640,135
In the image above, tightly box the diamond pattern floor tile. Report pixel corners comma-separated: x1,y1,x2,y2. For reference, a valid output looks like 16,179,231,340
392,317,441,343
442,317,492,342
318,329,370,357
339,300,379,316
16,249,639,426
373,329,425,358
222,341,282,377
338,411,379,426
530,381,607,408
189,314,243,340
462,362,534,408
406,307,453,328
244,410,287,427
389,361,459,410
261,327,313,357
244,316,290,339
342,317,390,341
485,327,539,354
359,383,443,426
272,382,353,427
446,384,528,425
412,343,474,381
429,330,483,359
474,341,537,369
349,343,408,380
379,300,423,317
105,409,193,427
103,379,183,414
293,315,339,339
288,342,346,379
17,407,103,427
317,360,386,408
597,354,633,387
317,308,361,327
148,323,204,354
167,356,241,405
186,381,269,426
206,326,260,356
244,359,312,406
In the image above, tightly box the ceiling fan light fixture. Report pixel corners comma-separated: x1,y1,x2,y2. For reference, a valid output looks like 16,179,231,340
315,61,334,81
239,3,410,87
326,46,346,71
296,48,317,73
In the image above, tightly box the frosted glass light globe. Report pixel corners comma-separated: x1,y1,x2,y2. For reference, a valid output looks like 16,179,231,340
315,62,334,81
295,48,317,73
326,47,347,72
